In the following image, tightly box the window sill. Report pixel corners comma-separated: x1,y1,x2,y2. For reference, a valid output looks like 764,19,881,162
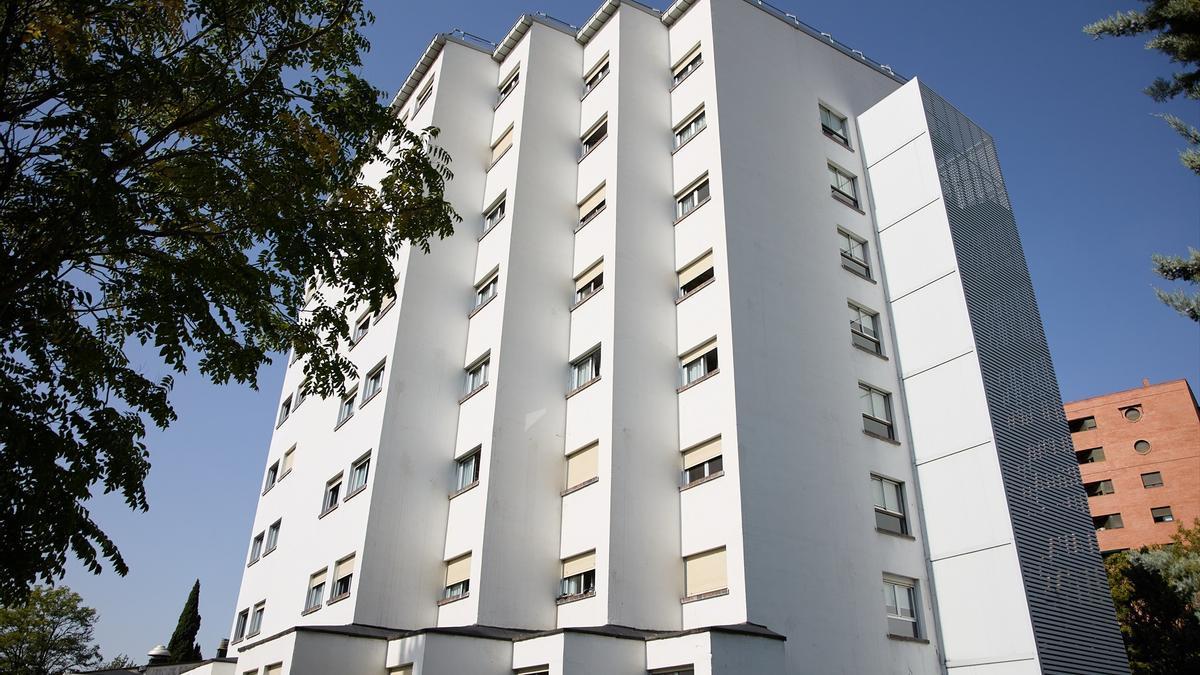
676,278,715,304
263,546,277,557
561,476,599,497
359,389,382,409
449,480,479,500
318,504,339,520
478,217,503,242
556,590,596,606
578,137,607,163
468,294,497,319
677,368,719,394
301,605,321,616
886,634,929,644
575,204,607,233
673,197,711,226
262,483,275,497
822,127,853,151
493,91,513,111
246,630,262,639
230,637,244,646
488,146,512,171
333,414,354,431
852,342,888,360
863,429,901,446
832,190,865,214
279,468,292,481
459,382,489,405
275,417,288,430
680,588,728,604
247,557,260,568
570,286,603,312
669,62,702,91
327,592,350,606
580,72,608,101
680,470,724,492
343,484,367,503
373,300,396,323
671,125,707,155
876,527,915,540
841,262,877,283
437,592,469,607
566,375,602,400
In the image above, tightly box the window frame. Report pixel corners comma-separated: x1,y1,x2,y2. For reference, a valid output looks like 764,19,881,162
1141,471,1164,488
265,519,281,553
413,79,434,115
828,162,860,208
304,569,327,613
583,55,610,97
1068,416,1098,432
673,107,707,150
679,341,718,389
819,103,851,147
1075,446,1105,464
671,45,703,87
321,473,343,516
248,532,264,564
454,448,481,492
248,602,265,637
883,577,919,639
347,453,371,496
580,116,608,159
482,194,506,235
849,302,883,355
871,474,908,535
263,461,279,494
362,361,385,404
1084,479,1115,497
677,250,715,300
1093,513,1124,530
860,383,895,440
569,347,602,393
463,355,490,398
675,175,711,221
233,609,249,642
838,228,871,279
1151,506,1175,523
496,65,520,105
573,259,604,307
336,388,358,428
330,554,355,602
276,395,292,427
559,550,597,599
577,183,607,229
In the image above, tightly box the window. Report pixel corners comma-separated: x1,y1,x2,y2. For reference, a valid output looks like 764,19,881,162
473,272,499,310
277,396,292,427
363,362,385,403
464,357,489,396
682,437,723,486
1093,513,1124,530
850,304,882,354
839,229,871,278
680,340,718,387
819,104,850,145
860,384,895,440
581,117,608,158
570,348,601,391
828,163,859,208
1068,416,1097,432
1152,506,1174,523
352,312,371,345
263,462,279,493
565,442,598,491
321,474,342,516
305,570,327,612
248,602,265,636
375,290,397,321
281,446,296,478
872,475,907,535
295,378,308,409
497,67,519,103
1141,471,1164,488
684,547,727,598
348,454,371,494
574,261,604,305
672,46,702,86
413,80,433,114
249,533,264,564
264,665,282,675
443,554,471,600
1134,439,1152,454
483,195,506,233
678,251,714,298
336,388,357,426
674,108,707,149
454,449,481,491
560,551,596,598
490,126,513,166
1075,447,1105,464
1084,479,1115,497
883,578,918,638
578,183,606,227
676,177,710,220
1122,406,1142,422
234,609,249,641
331,555,355,601
583,57,609,95
265,520,280,552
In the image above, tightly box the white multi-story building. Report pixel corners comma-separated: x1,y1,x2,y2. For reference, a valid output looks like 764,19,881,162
213,1,1130,673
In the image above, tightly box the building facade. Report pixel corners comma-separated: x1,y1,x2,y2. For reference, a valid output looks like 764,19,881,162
220,1,1129,673
1067,378,1200,552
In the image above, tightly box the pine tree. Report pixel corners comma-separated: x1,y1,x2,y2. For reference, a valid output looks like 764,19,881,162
166,580,202,663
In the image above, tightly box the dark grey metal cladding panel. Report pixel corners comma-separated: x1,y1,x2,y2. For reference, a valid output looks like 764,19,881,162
918,83,1129,675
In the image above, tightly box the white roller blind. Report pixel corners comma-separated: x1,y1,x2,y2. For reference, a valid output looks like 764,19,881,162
334,555,355,580
445,554,471,585
678,252,714,287
578,184,606,219
682,436,722,469
685,547,727,597
679,339,717,366
562,550,596,578
566,443,599,487
575,261,603,291
490,127,513,163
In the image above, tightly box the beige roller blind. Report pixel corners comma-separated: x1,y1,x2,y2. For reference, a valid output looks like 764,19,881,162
281,446,295,473
682,436,722,470
685,547,727,597
334,555,355,580
678,252,714,287
574,261,603,291
673,44,701,76
562,550,596,578
264,664,282,675
445,554,471,585
390,667,413,675
679,339,717,366
490,127,513,163
578,184,606,220
309,568,327,589
566,443,599,487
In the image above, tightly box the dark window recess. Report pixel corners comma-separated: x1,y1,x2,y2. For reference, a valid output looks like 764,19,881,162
680,267,715,297
683,455,722,486
1151,506,1174,523
1141,472,1164,488
1075,447,1105,464
1093,513,1124,530
559,569,596,597
1068,416,1097,432
1084,480,1115,497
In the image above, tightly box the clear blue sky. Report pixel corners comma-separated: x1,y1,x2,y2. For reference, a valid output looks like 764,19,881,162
64,0,1198,662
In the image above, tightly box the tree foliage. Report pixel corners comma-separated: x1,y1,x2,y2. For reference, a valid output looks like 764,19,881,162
1105,519,1200,674
166,579,201,663
1151,247,1200,320
0,586,102,675
0,0,458,602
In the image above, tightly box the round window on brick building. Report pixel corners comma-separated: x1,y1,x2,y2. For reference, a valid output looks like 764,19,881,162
1123,407,1142,422
1134,439,1151,454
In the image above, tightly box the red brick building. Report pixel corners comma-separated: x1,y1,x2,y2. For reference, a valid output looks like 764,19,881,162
1064,379,1200,552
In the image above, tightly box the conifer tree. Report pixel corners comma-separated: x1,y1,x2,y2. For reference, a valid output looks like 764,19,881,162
166,580,202,663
